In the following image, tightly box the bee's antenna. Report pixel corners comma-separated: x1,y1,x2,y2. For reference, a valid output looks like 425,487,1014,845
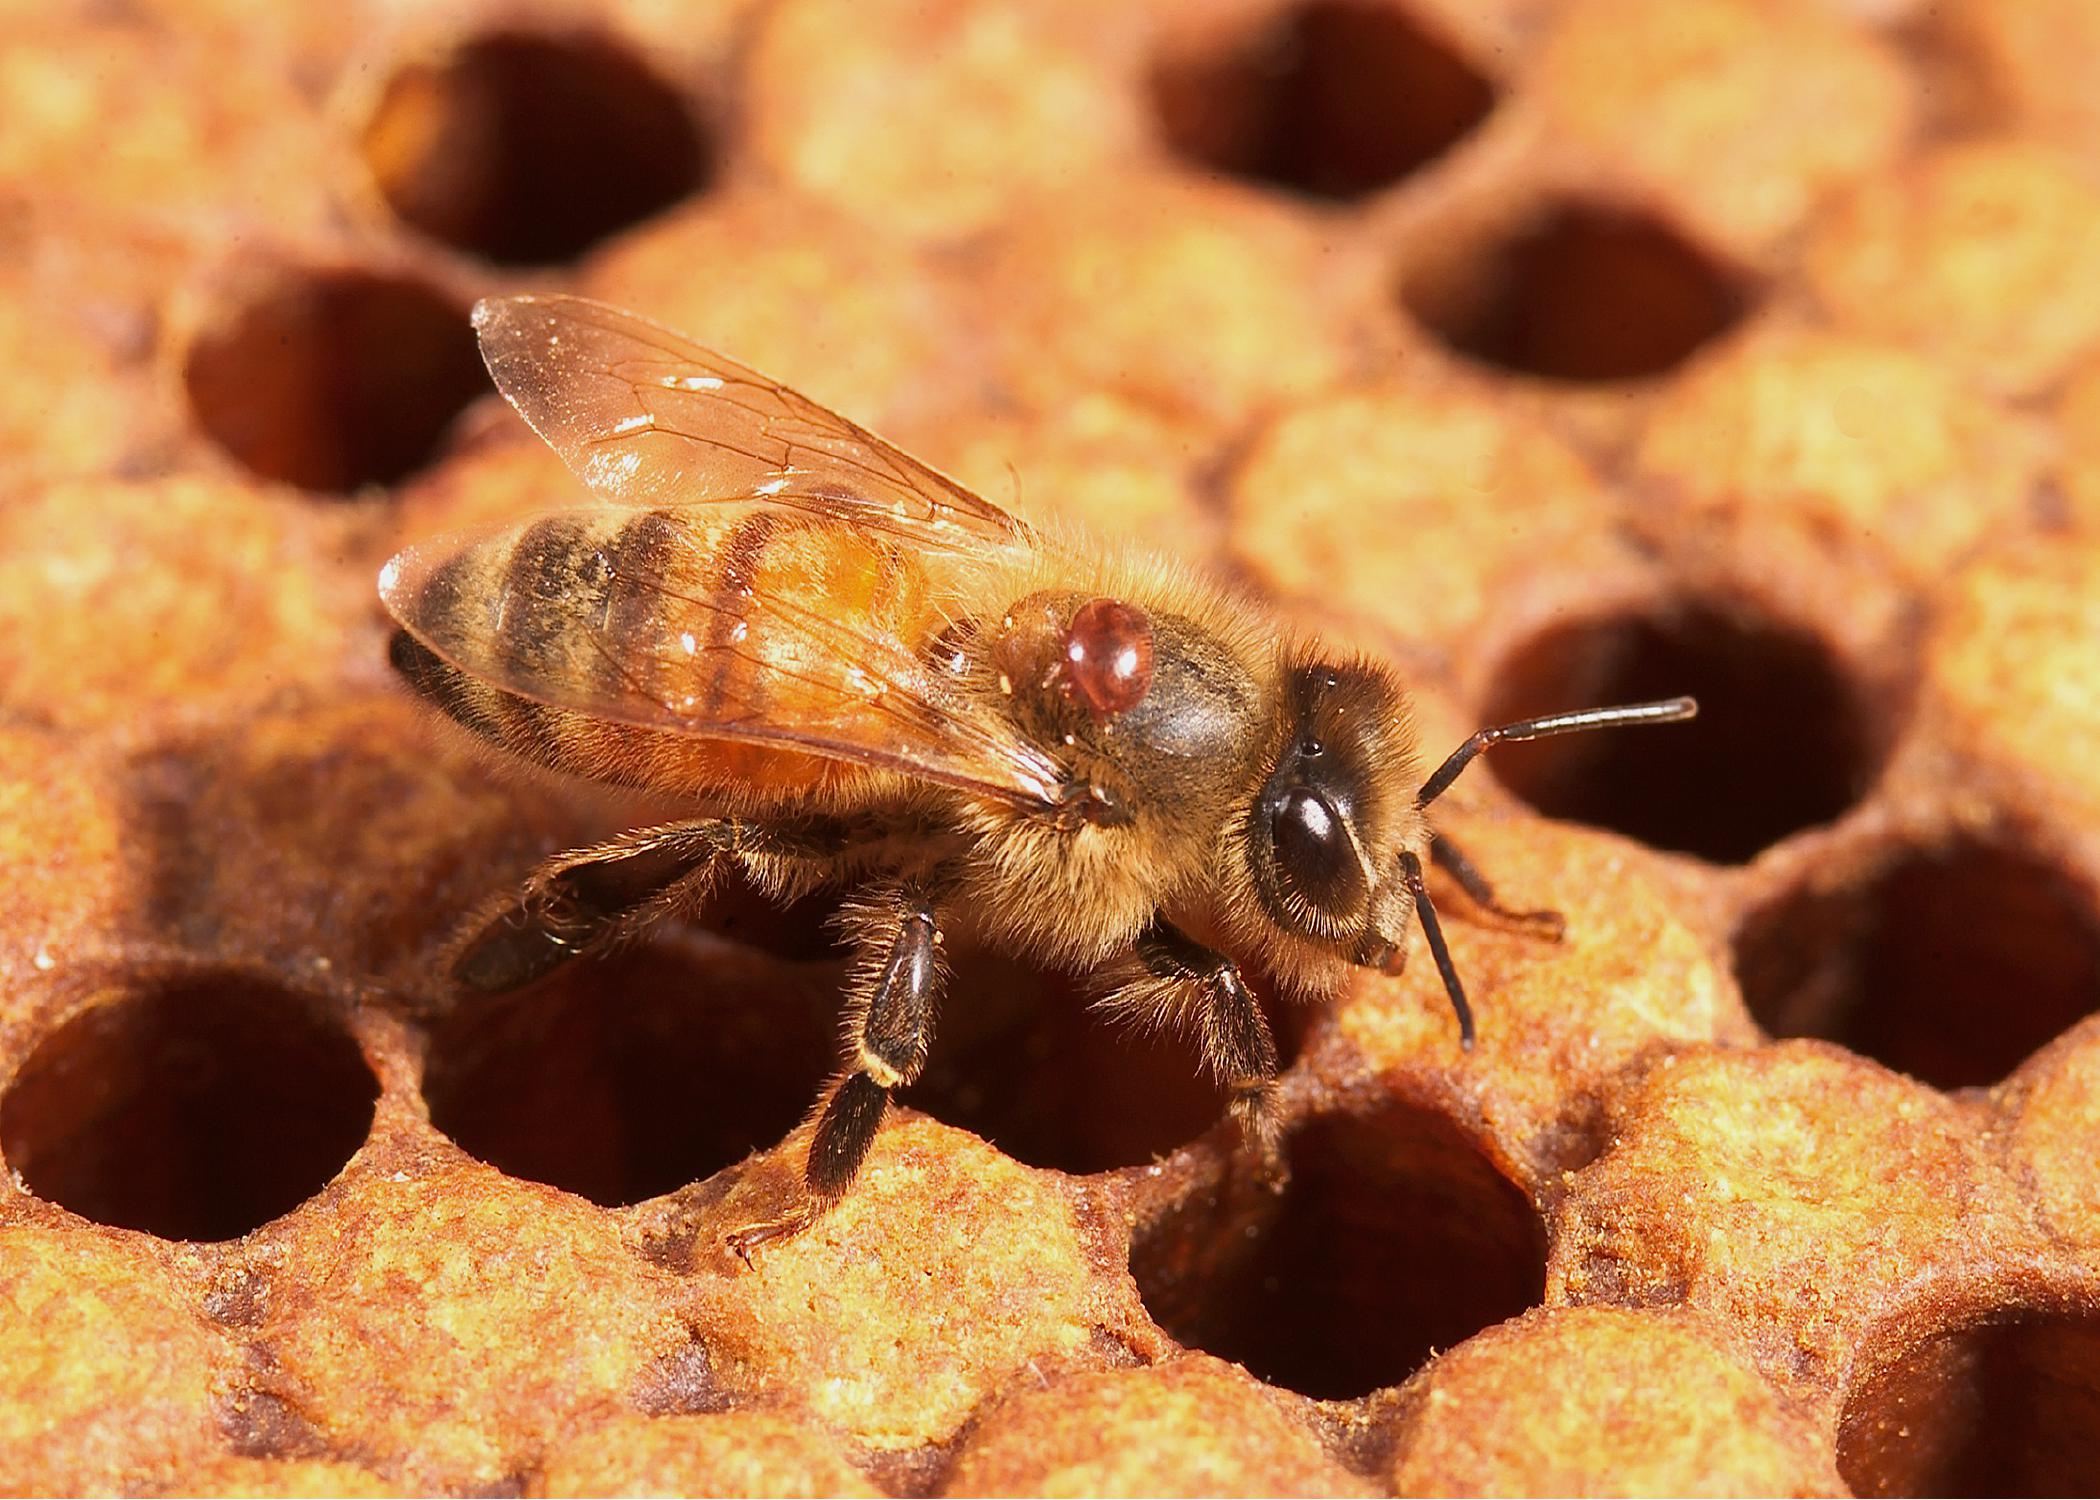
1403,696,1696,1048
1399,850,1472,1049
1415,697,1698,809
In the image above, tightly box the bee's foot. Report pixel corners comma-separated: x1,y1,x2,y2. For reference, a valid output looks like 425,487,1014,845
1515,907,1568,942
1244,1134,1290,1195
1229,1084,1287,1191
723,1205,817,1268
1256,1147,1290,1194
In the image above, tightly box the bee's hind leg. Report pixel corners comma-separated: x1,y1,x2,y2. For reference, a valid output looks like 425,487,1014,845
1121,918,1283,1172
726,881,946,1263
448,819,732,995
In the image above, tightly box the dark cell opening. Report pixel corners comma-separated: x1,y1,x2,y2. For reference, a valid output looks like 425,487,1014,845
421,939,834,1208
1737,839,2100,1090
1133,1102,1545,1398
0,974,378,1241
1151,0,1495,200
902,949,1308,1177
182,269,483,493
1839,1311,2100,1497
696,867,851,963
1401,202,1749,381
1479,603,1878,863
423,903,1302,1202
361,31,709,265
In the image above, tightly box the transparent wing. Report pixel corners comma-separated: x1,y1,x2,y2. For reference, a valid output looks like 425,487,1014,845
471,294,1028,553
379,506,1067,809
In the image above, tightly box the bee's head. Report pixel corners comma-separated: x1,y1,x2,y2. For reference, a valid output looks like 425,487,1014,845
1246,657,1425,952
1242,652,1699,1043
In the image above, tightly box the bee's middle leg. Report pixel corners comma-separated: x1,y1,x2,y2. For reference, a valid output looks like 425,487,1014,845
726,881,945,1260
1129,918,1282,1162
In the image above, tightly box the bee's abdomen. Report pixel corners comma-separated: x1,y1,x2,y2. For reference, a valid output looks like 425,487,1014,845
474,510,676,701
388,628,499,742
386,627,617,783
387,506,923,801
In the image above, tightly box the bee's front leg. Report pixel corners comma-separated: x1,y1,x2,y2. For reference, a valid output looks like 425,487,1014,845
726,880,946,1262
1429,831,1565,939
1120,918,1282,1169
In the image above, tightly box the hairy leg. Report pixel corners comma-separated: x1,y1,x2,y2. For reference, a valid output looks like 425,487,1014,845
447,811,881,995
727,880,946,1261
448,819,731,994
1118,918,1282,1161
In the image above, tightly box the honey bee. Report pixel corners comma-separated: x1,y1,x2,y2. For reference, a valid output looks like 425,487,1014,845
380,295,1695,1254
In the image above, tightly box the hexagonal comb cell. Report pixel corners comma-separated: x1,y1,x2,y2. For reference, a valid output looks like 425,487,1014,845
421,939,834,1207
0,968,377,1240
1736,835,2100,1088
1150,0,1496,200
1401,200,1752,381
1480,599,1881,862
1132,1101,1546,1398
1839,1308,2100,1497
182,267,484,493
904,950,1306,1176
361,29,711,265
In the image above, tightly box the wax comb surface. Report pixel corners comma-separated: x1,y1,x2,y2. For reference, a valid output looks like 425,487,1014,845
3,0,2099,1493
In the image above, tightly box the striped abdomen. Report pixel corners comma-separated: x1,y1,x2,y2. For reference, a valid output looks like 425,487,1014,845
382,505,951,803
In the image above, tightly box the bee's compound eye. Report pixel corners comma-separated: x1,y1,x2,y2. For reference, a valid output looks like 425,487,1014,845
1269,786,1367,914
1062,597,1154,719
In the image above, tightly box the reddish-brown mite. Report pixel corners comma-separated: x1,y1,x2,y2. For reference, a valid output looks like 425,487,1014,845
1062,597,1154,719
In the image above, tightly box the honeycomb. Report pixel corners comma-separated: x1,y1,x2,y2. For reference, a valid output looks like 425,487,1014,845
4,0,2099,1493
